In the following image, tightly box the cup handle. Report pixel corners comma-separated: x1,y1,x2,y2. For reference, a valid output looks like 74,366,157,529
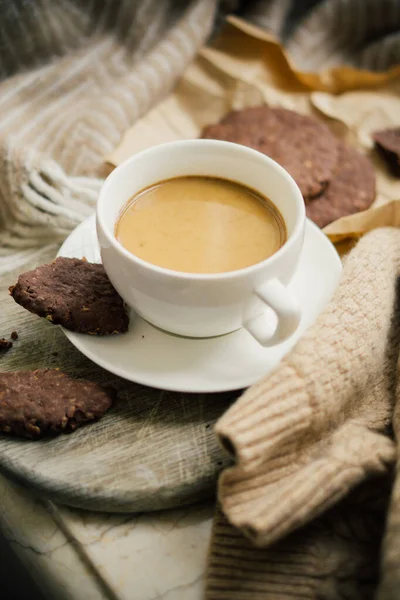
244,279,301,346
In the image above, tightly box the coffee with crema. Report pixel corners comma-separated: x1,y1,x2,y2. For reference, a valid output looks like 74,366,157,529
115,176,286,274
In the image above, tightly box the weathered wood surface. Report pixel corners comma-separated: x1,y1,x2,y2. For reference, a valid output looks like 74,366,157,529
0,248,235,512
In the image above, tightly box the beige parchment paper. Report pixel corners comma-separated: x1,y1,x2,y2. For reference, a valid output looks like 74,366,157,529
106,16,400,249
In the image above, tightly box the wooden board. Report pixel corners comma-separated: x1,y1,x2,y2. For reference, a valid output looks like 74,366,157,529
0,249,236,512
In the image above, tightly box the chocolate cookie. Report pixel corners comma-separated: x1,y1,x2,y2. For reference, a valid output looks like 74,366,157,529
10,257,129,335
0,369,114,439
306,142,376,228
373,127,400,177
201,107,339,199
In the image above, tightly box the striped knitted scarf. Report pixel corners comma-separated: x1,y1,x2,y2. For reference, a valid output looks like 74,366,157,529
0,0,218,275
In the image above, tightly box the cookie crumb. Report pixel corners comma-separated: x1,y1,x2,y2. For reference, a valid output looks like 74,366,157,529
0,338,12,352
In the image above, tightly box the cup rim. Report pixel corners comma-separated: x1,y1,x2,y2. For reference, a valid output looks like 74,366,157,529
97,139,306,281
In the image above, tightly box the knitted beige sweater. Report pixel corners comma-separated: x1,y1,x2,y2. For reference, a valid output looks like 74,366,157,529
206,228,400,599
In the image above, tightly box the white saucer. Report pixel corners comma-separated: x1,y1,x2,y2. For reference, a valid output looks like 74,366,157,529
57,215,341,393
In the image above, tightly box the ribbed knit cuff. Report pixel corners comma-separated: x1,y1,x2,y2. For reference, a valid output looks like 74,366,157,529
216,363,312,471
217,423,395,547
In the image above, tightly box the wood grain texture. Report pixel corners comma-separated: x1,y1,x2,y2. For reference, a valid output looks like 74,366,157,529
0,249,236,512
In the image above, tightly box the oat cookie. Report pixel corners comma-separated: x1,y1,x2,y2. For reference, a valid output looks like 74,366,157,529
306,142,376,228
373,127,400,177
201,106,339,199
0,369,114,438
10,257,129,335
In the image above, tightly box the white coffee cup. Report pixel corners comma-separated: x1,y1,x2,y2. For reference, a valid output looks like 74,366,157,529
96,140,305,346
